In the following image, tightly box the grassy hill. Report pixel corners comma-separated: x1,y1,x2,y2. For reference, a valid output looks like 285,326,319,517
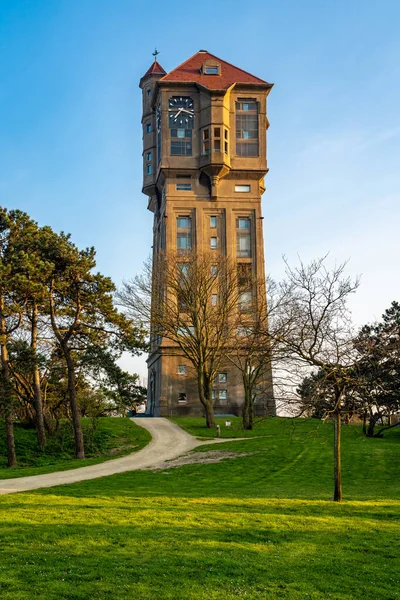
0,417,151,478
0,416,398,599
168,416,400,501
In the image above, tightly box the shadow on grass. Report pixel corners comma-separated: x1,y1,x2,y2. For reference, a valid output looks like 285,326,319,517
0,495,398,600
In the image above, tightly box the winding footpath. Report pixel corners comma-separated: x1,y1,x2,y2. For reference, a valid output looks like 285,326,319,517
0,417,235,495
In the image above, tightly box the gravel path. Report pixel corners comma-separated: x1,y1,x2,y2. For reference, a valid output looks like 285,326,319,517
0,417,237,495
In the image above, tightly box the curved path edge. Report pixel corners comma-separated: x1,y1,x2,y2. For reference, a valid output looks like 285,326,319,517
0,418,241,495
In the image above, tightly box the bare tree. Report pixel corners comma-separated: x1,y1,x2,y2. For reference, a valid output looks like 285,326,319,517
270,256,361,502
226,276,275,429
118,251,241,428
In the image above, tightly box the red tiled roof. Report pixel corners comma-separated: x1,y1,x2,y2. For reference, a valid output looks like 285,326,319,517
160,51,271,90
143,61,166,77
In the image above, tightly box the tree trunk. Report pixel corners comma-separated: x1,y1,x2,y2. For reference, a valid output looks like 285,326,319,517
197,370,215,428
0,349,17,467
62,344,85,459
242,385,253,430
5,412,17,468
0,297,17,468
248,399,254,430
366,412,377,437
333,406,342,502
204,397,216,429
30,302,46,449
362,412,367,436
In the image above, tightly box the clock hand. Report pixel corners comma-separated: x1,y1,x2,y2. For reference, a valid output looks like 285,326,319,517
173,108,183,121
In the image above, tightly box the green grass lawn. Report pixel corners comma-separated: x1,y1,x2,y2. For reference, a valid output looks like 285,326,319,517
0,417,151,479
168,416,400,501
0,417,398,599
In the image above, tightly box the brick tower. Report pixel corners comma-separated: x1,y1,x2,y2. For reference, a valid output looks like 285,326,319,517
139,50,275,417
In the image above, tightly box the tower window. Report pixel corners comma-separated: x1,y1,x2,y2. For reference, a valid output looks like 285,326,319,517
176,183,192,191
238,291,253,311
202,129,210,155
147,164,152,175
214,373,228,384
177,365,187,375
237,327,251,337
177,217,191,228
210,237,217,249
178,392,187,403
171,130,192,155
177,216,192,251
236,217,252,258
238,217,251,229
177,325,195,336
237,262,253,312
224,129,229,154
179,262,189,276
236,100,259,157
211,294,218,306
147,152,152,161
235,185,251,193
210,216,217,228
237,263,252,287
147,89,151,97
214,127,221,153
146,123,152,133
177,234,191,249
219,389,228,400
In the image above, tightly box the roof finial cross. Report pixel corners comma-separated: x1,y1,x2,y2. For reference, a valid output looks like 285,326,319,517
152,48,160,62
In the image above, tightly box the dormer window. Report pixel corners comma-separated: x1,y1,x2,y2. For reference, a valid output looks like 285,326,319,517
202,63,220,75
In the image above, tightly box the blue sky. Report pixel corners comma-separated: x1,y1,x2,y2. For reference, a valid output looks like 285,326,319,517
1,0,399,376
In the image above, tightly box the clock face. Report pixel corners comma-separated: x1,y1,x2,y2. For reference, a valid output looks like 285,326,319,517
168,96,194,128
